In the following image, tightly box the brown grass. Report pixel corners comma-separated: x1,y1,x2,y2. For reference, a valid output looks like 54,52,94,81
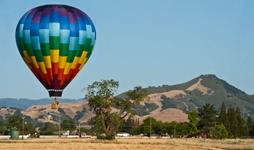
0,138,253,150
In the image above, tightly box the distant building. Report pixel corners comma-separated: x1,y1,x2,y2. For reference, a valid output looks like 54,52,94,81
116,133,130,137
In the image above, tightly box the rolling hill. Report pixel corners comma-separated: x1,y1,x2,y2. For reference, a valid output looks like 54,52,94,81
0,74,253,125
0,98,82,109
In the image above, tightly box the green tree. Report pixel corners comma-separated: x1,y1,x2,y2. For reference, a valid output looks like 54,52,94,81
85,79,147,139
130,126,142,135
133,119,196,138
175,123,192,137
155,121,168,136
247,116,253,136
8,116,22,131
0,121,7,135
223,106,249,138
235,107,247,137
86,80,120,139
24,123,36,135
188,109,198,135
209,124,228,139
165,122,175,136
140,117,156,136
116,86,148,119
7,116,36,135
218,102,228,129
61,119,76,132
120,117,140,133
226,107,248,138
198,104,217,137
247,117,254,136
40,122,58,135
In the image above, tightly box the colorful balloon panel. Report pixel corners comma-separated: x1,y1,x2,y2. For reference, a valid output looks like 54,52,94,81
16,5,96,97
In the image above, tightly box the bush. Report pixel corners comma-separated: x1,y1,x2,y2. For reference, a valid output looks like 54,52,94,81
40,122,58,135
209,124,228,139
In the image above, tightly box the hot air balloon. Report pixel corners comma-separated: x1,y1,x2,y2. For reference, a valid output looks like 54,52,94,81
15,5,96,109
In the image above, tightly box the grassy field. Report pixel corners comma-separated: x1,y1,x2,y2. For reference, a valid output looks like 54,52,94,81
0,138,253,150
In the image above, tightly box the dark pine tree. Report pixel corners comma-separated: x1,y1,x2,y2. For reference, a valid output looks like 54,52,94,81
235,107,247,137
198,104,217,137
227,107,238,137
218,102,228,129
246,116,253,136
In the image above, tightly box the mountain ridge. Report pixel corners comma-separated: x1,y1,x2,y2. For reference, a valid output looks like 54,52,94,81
0,98,83,109
142,74,254,116
1,74,254,124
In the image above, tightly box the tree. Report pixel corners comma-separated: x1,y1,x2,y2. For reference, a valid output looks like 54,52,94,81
120,117,140,133
0,121,7,135
188,109,198,135
116,86,148,119
198,104,217,137
24,123,36,136
235,107,247,137
7,116,22,131
139,117,170,136
247,117,254,136
164,122,175,136
61,119,76,132
140,117,156,136
86,79,119,139
226,107,248,138
247,116,253,136
7,116,36,135
40,122,58,135
85,79,147,139
209,124,228,139
175,123,192,137
218,102,228,129
227,107,237,137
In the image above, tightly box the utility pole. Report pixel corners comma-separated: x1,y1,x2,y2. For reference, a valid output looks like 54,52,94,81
58,113,61,138
79,122,81,138
55,110,61,138
174,123,176,138
149,117,151,138
22,116,25,140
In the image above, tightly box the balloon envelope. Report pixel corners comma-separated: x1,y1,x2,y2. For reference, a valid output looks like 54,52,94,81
16,5,96,97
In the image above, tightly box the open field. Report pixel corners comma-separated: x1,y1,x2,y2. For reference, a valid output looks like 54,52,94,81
0,138,253,150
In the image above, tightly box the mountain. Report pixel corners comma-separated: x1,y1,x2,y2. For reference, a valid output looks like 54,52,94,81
22,101,94,125
0,107,22,121
141,74,254,116
1,74,254,125
0,98,82,109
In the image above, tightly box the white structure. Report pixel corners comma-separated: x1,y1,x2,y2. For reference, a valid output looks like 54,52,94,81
116,133,130,137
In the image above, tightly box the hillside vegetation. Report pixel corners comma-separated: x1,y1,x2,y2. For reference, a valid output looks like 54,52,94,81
1,74,254,124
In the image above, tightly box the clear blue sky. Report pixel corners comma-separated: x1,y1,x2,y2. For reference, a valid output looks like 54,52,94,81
0,0,254,99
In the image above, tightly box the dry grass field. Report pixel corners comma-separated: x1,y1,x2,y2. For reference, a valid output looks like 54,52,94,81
0,138,253,150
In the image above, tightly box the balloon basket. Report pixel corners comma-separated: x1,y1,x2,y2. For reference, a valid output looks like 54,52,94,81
51,99,60,110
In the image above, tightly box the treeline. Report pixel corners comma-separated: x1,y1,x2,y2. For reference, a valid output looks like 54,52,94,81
0,116,36,136
0,116,77,137
119,103,254,139
1,103,254,139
